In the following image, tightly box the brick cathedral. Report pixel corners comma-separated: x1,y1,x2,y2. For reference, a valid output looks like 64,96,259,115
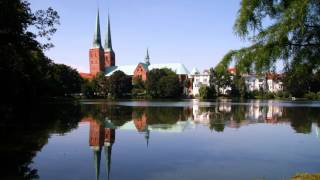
80,10,190,81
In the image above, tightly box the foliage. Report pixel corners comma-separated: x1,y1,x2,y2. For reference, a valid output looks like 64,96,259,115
132,76,146,97
304,91,320,100
81,78,95,98
158,74,182,98
0,0,83,105
92,72,109,97
46,64,82,96
199,85,216,99
231,75,247,97
216,0,320,76
109,71,132,98
283,64,320,97
210,68,232,96
146,68,183,98
291,173,320,180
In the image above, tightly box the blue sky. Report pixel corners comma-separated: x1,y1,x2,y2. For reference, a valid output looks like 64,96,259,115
29,0,249,72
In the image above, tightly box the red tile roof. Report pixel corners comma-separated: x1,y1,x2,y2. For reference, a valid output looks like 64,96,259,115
80,72,94,79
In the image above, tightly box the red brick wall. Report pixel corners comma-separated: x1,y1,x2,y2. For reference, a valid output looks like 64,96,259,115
104,128,115,144
89,48,105,76
133,64,147,81
89,120,104,147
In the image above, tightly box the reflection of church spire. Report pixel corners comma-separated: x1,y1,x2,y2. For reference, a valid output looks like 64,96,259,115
316,127,320,141
93,147,102,180
104,117,116,180
89,119,105,180
104,144,112,180
145,129,150,148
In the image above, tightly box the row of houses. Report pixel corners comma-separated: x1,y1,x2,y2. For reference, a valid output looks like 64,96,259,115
188,68,283,96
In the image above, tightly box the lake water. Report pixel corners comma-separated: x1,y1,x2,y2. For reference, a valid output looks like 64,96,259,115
2,100,320,180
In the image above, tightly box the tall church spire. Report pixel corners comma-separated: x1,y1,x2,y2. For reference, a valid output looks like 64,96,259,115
93,9,102,48
104,13,113,52
145,48,150,66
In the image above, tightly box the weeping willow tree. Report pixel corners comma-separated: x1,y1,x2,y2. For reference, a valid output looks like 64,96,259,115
215,0,320,74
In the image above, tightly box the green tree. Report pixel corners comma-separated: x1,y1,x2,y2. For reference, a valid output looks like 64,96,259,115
132,76,145,96
146,68,182,98
282,63,320,97
109,71,132,98
211,69,232,96
158,74,182,98
47,64,82,96
199,85,216,99
145,68,169,97
93,72,109,97
231,75,247,97
81,78,95,98
216,0,320,75
0,0,82,100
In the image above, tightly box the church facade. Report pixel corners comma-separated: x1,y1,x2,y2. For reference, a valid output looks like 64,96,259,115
80,10,190,81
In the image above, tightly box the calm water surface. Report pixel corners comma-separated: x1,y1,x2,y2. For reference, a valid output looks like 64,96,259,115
2,100,320,180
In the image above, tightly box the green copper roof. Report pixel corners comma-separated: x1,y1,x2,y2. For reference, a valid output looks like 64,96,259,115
104,14,113,52
149,63,190,75
92,10,102,48
190,68,200,75
105,63,190,76
105,65,137,76
145,49,150,66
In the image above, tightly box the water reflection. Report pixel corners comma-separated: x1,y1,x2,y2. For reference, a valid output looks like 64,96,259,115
0,102,82,179
76,100,320,180
81,117,116,180
81,100,320,145
2,100,320,180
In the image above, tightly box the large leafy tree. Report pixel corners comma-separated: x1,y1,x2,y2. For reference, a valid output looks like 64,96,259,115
210,68,232,96
146,68,183,98
92,72,109,97
216,0,320,75
1,0,60,102
47,64,82,96
109,71,132,98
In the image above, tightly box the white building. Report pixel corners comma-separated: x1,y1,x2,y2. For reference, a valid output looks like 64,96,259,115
189,68,210,96
243,74,266,92
266,73,283,92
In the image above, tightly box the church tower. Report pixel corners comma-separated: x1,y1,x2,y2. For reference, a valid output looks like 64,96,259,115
104,14,115,67
89,10,105,76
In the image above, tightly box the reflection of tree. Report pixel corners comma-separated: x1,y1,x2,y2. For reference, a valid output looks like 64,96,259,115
209,113,225,132
195,103,320,133
284,107,320,134
81,104,133,127
133,107,188,125
1,103,82,179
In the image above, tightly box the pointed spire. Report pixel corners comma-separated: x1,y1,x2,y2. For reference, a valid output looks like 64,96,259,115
93,147,102,180
145,129,150,148
93,9,102,48
104,13,113,52
145,48,150,66
104,144,112,180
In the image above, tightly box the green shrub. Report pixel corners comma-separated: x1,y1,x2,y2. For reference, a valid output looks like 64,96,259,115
304,92,318,100
266,92,275,99
199,85,215,99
